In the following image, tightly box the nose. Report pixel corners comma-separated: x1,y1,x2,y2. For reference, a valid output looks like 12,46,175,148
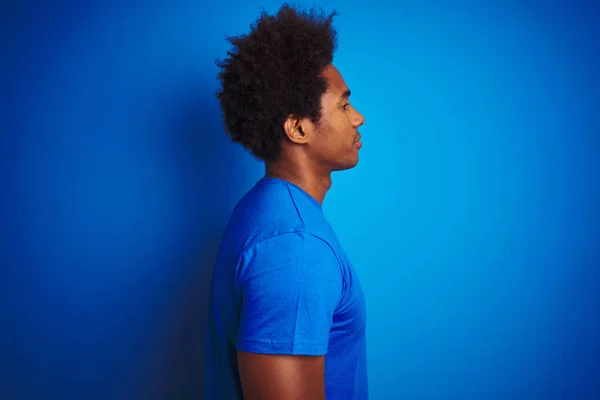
352,108,365,128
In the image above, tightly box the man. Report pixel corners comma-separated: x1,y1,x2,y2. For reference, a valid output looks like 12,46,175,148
205,4,368,399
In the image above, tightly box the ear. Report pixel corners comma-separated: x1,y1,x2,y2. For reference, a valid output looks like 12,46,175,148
283,114,309,145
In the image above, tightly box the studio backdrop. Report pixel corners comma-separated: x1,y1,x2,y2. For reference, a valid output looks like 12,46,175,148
2,1,599,399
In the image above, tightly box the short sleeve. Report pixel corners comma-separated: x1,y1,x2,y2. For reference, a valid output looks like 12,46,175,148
235,232,342,356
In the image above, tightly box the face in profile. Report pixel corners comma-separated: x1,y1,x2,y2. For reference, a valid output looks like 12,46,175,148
308,64,366,171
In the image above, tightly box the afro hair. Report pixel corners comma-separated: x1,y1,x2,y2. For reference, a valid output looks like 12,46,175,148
215,4,339,161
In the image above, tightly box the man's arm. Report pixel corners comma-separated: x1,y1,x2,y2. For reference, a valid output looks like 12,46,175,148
237,351,325,400
235,233,342,399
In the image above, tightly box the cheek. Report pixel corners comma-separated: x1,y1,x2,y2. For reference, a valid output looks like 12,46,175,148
314,114,352,153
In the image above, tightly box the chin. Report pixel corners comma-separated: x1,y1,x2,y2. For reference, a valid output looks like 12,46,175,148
332,156,359,171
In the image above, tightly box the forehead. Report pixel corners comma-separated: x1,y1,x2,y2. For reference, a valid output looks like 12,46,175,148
320,64,348,97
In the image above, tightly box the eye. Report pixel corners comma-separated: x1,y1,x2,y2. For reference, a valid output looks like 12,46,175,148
342,103,351,111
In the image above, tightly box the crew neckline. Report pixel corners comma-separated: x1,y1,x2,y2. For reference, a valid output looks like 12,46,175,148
257,177,323,210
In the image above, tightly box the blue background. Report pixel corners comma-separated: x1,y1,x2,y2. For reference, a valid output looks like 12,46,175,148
2,1,599,399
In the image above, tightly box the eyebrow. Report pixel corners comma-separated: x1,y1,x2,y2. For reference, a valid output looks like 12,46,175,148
340,89,351,101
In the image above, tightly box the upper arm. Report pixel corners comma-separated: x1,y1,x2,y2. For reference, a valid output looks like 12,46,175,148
236,232,342,355
235,232,342,398
237,351,325,400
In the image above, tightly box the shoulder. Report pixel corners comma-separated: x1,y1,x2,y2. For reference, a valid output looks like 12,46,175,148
236,231,342,287
241,231,341,268
229,181,304,236
225,179,328,249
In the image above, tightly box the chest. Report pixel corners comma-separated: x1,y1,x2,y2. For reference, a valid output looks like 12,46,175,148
331,246,367,334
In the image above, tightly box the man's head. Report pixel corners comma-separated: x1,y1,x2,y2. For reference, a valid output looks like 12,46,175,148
216,4,365,171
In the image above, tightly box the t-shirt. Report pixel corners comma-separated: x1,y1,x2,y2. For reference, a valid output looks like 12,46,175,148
205,177,368,399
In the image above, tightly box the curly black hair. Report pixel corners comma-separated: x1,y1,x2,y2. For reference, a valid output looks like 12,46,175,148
215,4,339,161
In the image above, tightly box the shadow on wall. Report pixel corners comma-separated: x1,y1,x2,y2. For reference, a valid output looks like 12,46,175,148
3,4,261,400
141,83,241,399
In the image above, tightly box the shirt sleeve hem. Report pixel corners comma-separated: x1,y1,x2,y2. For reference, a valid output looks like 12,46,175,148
237,337,328,356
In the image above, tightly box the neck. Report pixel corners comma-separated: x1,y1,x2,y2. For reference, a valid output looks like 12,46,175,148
264,158,332,205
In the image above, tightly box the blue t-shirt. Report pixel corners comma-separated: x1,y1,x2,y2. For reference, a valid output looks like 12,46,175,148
205,177,368,399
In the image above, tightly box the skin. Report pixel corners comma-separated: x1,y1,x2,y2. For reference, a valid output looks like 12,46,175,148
237,64,366,399
264,63,366,204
